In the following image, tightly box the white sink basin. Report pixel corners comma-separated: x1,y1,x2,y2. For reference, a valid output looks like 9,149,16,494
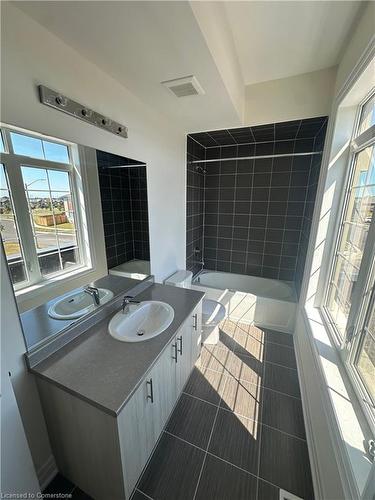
48,288,114,320
108,301,174,342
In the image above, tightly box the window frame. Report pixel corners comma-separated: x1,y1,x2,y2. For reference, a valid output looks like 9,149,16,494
321,89,375,424
0,124,91,292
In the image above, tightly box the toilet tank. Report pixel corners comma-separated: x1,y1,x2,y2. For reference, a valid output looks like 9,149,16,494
164,270,193,289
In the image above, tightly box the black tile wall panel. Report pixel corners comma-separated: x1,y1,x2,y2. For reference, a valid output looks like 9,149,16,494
186,136,205,275
187,117,327,293
97,152,149,270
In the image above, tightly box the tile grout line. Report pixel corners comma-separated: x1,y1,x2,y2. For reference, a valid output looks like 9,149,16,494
203,344,298,373
163,427,302,498
208,339,297,368
135,488,154,500
200,351,301,399
191,366,230,500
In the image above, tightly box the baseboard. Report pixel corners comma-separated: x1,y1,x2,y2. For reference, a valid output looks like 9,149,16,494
37,454,58,491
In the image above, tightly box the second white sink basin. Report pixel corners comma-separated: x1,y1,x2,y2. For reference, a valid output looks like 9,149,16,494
108,301,174,342
48,288,114,320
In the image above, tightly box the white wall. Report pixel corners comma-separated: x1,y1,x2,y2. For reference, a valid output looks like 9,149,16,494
190,1,245,122
1,2,187,485
1,248,52,489
335,2,375,95
1,2,186,285
244,67,337,126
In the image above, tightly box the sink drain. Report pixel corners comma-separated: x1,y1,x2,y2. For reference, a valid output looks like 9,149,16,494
137,329,145,336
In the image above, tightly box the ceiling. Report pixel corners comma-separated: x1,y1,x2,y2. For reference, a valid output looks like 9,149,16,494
14,1,242,132
15,1,362,132
189,116,328,147
222,1,362,85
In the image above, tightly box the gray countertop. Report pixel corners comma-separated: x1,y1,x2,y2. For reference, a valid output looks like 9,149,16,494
21,274,145,350
31,284,204,416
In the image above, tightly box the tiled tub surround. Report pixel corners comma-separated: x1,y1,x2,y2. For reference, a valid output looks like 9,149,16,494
135,320,314,500
186,137,206,276
186,117,327,293
97,151,150,270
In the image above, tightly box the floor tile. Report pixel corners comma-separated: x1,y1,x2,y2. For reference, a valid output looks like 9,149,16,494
220,377,262,421
265,342,297,369
131,490,150,500
263,362,301,398
166,393,217,448
43,473,75,494
208,408,260,475
195,454,258,500
138,433,204,500
230,351,264,385
217,327,237,351
233,329,265,359
183,366,227,405
262,387,306,439
219,319,238,337
264,329,294,348
259,426,314,500
71,487,93,499
257,478,280,500
198,345,234,375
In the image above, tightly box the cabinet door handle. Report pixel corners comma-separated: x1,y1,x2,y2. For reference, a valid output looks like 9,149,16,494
146,378,154,403
193,313,198,331
172,342,178,363
177,335,183,355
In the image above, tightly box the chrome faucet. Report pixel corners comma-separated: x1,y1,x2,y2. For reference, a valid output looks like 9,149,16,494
84,286,100,306
122,295,140,314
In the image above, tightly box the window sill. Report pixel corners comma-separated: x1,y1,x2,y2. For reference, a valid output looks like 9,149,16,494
15,265,97,312
302,305,373,498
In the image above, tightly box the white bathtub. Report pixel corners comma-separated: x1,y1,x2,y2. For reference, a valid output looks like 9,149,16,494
109,259,151,280
192,270,297,334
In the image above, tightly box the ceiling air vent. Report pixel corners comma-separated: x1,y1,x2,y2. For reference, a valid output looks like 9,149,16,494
161,75,205,98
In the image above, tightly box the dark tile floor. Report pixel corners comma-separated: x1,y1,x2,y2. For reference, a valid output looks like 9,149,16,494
43,473,92,499
45,320,314,500
135,320,314,500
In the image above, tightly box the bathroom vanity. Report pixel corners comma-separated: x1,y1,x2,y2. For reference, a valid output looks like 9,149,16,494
31,283,203,499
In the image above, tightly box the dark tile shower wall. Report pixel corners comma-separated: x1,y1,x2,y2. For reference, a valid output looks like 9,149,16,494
186,138,206,275
129,167,150,261
97,152,149,269
186,117,327,292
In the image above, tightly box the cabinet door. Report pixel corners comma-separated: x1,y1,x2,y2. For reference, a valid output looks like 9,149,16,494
176,320,192,393
118,375,155,498
118,341,179,498
150,339,177,437
191,301,203,367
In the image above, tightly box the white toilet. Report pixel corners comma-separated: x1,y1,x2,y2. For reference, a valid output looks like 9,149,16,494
164,271,226,345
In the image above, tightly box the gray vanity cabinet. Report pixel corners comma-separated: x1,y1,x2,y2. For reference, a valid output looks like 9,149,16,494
118,301,202,497
117,334,180,497
37,300,203,500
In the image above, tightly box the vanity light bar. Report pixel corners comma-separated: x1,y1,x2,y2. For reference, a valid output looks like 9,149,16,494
38,85,128,139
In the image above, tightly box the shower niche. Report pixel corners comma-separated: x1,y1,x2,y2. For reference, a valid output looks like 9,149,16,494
97,150,150,279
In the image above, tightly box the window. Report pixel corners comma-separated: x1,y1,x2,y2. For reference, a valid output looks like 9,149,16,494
324,90,375,410
354,287,375,403
0,126,88,291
